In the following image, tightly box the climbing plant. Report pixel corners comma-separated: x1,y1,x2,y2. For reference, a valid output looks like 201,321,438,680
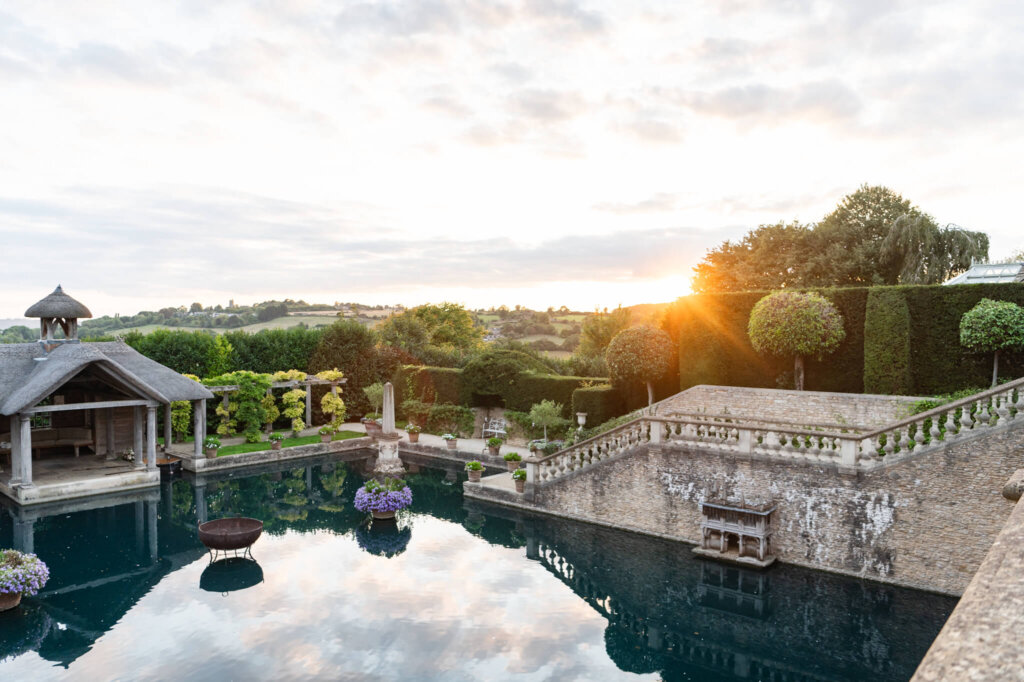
204,371,273,443
170,373,199,439
281,388,307,435
316,369,347,429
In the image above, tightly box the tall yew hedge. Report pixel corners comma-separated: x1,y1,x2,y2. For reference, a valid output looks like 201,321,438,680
863,288,913,394
664,282,1024,395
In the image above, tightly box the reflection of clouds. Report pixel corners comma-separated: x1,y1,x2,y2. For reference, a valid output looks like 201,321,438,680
23,517,649,681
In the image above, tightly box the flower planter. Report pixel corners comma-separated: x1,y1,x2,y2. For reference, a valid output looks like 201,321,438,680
363,422,382,439
514,479,525,494
321,434,332,443
467,469,482,483
0,591,22,612
488,446,500,456
372,510,396,520
408,432,420,444
446,439,457,450
271,441,282,451
506,460,520,472
205,447,218,458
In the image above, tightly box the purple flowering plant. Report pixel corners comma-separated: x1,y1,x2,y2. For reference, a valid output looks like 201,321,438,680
0,549,50,597
354,478,413,514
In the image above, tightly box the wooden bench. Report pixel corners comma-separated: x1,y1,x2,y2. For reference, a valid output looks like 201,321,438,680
0,427,95,457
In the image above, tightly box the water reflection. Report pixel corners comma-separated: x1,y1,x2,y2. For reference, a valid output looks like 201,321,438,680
0,456,956,680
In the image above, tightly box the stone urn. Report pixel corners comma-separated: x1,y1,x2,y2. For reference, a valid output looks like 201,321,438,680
467,469,482,483
204,447,218,458
514,479,525,494
271,441,282,451
408,432,420,444
363,421,382,440
506,460,519,472
446,439,457,450
0,591,22,612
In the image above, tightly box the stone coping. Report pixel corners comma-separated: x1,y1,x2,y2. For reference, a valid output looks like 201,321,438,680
913,477,1024,680
0,469,160,506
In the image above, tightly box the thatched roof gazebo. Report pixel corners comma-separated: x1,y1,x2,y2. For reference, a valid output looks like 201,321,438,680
1,287,214,505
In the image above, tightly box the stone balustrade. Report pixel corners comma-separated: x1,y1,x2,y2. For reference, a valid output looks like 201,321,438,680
525,376,1024,487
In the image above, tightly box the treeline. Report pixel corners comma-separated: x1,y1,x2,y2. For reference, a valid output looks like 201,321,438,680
79,299,296,334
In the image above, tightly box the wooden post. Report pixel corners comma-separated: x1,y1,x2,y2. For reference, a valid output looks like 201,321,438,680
305,383,312,427
19,414,33,487
133,407,145,470
192,400,203,459
9,415,23,486
146,406,157,470
200,398,207,448
163,403,173,451
105,408,116,460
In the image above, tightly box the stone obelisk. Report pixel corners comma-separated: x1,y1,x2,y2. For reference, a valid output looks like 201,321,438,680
374,382,405,478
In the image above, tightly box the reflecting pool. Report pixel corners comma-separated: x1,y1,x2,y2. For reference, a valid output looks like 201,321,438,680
0,456,956,680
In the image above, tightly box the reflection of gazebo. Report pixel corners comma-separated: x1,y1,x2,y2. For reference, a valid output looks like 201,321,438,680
0,287,214,505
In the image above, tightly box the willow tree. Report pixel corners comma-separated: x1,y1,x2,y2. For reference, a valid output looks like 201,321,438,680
960,299,1024,387
748,292,845,391
605,326,674,405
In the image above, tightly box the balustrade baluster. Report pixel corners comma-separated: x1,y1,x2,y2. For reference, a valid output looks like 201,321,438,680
898,428,910,454
979,400,993,427
997,394,1012,423
960,403,975,433
930,413,943,444
945,410,959,440
883,430,896,458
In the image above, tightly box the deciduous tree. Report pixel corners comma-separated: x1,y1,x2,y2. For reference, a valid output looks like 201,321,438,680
959,299,1024,387
604,326,674,405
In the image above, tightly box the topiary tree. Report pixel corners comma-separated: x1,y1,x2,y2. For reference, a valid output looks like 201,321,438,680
528,400,563,441
959,298,1024,387
604,326,674,406
363,382,385,417
748,291,845,391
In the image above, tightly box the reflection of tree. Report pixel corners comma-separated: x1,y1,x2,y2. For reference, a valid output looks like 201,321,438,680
603,624,658,675
0,602,51,663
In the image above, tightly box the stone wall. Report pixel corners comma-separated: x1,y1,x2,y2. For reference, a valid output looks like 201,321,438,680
656,385,923,427
519,423,1024,595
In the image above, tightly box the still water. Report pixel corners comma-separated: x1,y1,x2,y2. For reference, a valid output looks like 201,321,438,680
1,455,956,681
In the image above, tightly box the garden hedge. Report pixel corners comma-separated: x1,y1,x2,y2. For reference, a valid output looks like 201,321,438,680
571,385,625,427
664,282,1024,396
863,287,913,394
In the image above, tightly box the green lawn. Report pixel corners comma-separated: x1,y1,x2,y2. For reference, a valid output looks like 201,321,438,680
215,430,363,457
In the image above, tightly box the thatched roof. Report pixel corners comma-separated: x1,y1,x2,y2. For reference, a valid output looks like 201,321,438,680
0,341,213,416
24,285,92,319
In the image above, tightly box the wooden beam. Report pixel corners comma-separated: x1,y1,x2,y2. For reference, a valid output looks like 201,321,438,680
25,399,157,414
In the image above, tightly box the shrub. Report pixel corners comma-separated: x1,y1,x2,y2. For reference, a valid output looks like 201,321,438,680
512,468,527,481
503,452,522,461
427,404,474,436
487,437,504,447
863,287,913,394
571,384,625,427
748,291,846,391
464,460,483,471
529,400,563,440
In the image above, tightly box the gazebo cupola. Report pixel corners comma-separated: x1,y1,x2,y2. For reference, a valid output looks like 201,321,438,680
25,285,92,348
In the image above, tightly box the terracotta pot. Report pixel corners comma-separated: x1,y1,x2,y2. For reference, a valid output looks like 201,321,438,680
488,446,500,456
408,432,420,443
0,591,22,612
446,439,457,450
514,479,525,494
467,469,482,482
271,441,282,451
506,460,520,472
372,510,396,520
321,434,332,443
205,447,218,458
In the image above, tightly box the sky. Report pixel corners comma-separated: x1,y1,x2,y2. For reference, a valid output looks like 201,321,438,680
1,0,1022,319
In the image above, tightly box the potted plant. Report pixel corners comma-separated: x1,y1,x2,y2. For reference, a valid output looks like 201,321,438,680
486,437,503,456
269,432,286,450
442,433,458,450
528,439,545,454
120,447,134,462
503,451,522,472
512,468,527,494
405,423,421,443
354,477,413,520
318,425,336,443
362,415,383,439
0,549,50,612
465,460,483,483
203,436,221,458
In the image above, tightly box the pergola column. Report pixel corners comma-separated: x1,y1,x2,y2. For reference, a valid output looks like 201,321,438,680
163,403,173,451
192,399,203,459
133,407,144,470
13,517,35,554
105,408,116,460
195,482,208,523
146,499,158,562
146,406,157,470
17,414,33,488
305,383,312,427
